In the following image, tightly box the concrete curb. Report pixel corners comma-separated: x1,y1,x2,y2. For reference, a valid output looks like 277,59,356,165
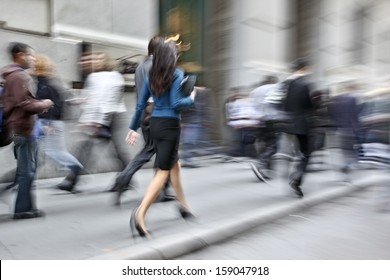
89,182,369,260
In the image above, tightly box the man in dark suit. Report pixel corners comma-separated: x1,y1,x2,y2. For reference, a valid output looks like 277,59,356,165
283,57,315,198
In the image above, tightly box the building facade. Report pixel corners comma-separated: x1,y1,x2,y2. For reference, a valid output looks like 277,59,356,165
1,0,389,180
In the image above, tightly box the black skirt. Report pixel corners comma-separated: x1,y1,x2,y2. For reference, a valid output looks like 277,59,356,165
150,117,181,170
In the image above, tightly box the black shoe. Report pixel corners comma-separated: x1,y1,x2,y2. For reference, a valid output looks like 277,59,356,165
250,163,270,183
107,184,120,192
113,185,129,206
112,182,136,206
178,206,195,220
13,209,45,220
57,182,75,193
58,185,81,194
108,182,135,193
129,207,151,239
289,180,304,198
163,195,176,202
155,193,176,203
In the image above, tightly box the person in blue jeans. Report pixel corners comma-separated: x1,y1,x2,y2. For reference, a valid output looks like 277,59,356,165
2,42,53,219
127,39,197,238
33,54,83,192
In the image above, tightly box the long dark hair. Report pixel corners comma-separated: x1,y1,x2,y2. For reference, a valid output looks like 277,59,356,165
149,40,177,97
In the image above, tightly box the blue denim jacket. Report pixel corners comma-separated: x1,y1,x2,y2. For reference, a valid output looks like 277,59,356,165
129,69,193,131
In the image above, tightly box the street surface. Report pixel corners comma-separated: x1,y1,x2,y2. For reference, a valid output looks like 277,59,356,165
178,188,390,259
0,154,388,260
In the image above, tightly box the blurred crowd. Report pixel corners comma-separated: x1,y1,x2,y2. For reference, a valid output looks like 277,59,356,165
0,38,216,220
1,39,390,222
224,59,390,202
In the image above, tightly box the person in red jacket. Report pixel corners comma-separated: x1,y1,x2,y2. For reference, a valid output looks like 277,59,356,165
1,42,53,219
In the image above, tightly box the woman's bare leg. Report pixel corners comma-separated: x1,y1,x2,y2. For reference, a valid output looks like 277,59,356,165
169,161,190,211
136,169,169,232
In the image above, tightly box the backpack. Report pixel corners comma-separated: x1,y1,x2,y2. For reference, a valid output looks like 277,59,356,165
0,82,14,147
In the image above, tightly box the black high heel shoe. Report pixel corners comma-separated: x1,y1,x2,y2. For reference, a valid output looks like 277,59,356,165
178,206,195,220
130,207,151,238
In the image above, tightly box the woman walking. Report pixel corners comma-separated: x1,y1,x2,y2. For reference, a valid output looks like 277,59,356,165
33,54,83,192
127,38,196,238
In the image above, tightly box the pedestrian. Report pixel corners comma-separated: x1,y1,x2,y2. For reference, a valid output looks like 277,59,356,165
224,89,260,159
1,42,54,219
57,52,128,192
283,57,316,198
308,88,331,155
109,36,175,205
359,85,390,211
249,75,280,182
328,80,365,173
180,82,206,168
127,39,197,238
33,54,83,192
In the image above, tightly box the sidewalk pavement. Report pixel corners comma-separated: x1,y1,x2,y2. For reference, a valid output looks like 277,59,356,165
0,156,386,260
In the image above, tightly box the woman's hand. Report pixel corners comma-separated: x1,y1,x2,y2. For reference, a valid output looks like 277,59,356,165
125,130,139,145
